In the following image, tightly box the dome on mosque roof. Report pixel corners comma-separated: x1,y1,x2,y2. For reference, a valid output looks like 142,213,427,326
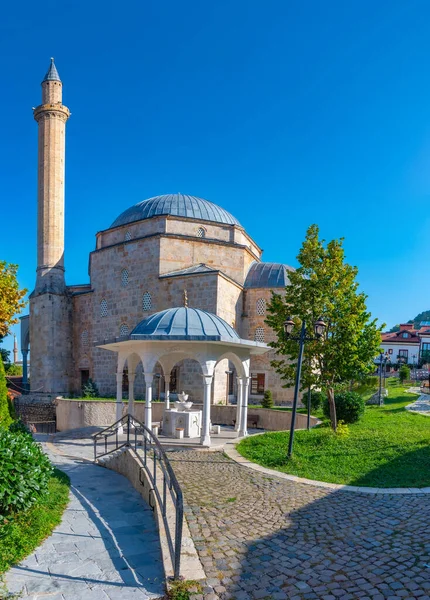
244,262,295,289
110,193,241,229
131,307,240,341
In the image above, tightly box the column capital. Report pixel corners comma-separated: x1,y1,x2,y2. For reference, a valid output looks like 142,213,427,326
203,374,213,384
144,372,154,384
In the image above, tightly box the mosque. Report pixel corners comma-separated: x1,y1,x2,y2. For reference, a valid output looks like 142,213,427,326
24,58,296,412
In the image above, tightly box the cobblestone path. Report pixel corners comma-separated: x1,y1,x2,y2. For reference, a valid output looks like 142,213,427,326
168,450,430,600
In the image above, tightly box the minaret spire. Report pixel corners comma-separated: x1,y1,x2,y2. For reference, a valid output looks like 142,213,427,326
13,334,18,364
42,57,61,83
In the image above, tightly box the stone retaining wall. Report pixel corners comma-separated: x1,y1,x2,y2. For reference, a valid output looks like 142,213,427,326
56,398,318,431
14,394,57,424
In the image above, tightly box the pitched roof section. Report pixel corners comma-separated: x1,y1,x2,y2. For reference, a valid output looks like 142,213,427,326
244,262,295,289
159,263,218,279
42,58,61,82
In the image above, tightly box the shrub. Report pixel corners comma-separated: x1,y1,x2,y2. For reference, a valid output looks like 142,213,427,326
308,390,325,411
399,364,410,384
0,359,12,430
4,363,23,376
9,419,31,437
261,390,274,408
323,391,365,424
0,429,53,517
82,378,99,398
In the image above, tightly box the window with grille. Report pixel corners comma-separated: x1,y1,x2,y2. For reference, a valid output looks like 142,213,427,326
256,298,266,315
81,330,89,347
121,269,129,287
196,227,206,238
119,323,129,337
125,230,132,241
143,292,152,312
100,299,108,317
254,327,265,342
251,373,265,394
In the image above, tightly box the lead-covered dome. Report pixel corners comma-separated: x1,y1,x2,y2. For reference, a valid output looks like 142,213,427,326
111,193,241,228
244,262,295,288
131,307,240,341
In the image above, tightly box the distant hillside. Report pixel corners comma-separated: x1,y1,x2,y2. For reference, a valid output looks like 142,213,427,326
388,309,430,332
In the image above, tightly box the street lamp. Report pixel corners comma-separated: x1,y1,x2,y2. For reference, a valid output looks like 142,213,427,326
378,352,390,406
283,316,326,458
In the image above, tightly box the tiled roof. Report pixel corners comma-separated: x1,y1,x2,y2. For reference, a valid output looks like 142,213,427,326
381,330,420,342
110,194,241,229
42,58,61,82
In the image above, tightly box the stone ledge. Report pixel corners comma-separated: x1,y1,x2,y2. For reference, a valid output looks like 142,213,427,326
224,437,430,495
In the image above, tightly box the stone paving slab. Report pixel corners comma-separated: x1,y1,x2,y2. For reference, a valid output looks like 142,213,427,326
5,444,165,600
406,394,430,415
168,449,430,600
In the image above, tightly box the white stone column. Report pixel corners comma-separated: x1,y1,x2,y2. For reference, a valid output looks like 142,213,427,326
165,372,171,410
144,372,154,431
200,374,213,447
127,372,136,418
238,376,250,437
235,377,243,432
116,372,123,422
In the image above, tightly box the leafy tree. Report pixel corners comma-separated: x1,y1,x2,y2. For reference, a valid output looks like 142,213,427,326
266,224,383,431
0,262,27,338
388,324,400,333
411,309,430,329
0,358,13,429
399,364,410,383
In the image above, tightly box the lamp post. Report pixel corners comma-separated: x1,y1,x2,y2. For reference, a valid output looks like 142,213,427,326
378,352,389,406
412,354,417,381
283,316,326,458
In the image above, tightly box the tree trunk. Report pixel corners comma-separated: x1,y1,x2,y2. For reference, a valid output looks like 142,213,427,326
327,387,337,431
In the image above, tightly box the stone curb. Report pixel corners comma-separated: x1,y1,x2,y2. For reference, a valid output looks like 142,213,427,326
223,436,430,495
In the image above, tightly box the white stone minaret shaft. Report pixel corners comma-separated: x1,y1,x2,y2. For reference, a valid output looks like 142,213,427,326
33,58,70,293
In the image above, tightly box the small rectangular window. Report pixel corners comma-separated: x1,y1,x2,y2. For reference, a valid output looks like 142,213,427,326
251,373,265,394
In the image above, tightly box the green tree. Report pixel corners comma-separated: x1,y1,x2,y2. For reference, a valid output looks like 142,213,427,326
261,390,274,408
0,261,27,337
266,224,383,431
399,364,410,383
0,358,13,429
388,324,400,333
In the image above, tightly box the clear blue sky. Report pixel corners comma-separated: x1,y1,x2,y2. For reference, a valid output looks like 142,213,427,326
2,0,430,356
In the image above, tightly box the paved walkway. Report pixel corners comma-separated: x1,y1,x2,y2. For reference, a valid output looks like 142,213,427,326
168,450,430,600
406,394,430,415
5,437,165,600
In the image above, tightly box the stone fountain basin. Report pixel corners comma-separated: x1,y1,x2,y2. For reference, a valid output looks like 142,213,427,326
174,401,193,411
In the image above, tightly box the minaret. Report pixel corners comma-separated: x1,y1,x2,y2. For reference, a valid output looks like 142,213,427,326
29,59,72,394
33,58,70,294
13,335,18,364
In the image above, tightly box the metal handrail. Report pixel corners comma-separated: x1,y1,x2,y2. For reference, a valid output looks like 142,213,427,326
93,414,184,579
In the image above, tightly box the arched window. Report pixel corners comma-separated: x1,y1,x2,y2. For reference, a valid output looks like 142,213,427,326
100,299,108,317
143,292,152,312
256,298,266,315
254,327,265,343
81,330,89,348
119,323,129,337
121,268,129,287
124,230,132,241
196,227,206,238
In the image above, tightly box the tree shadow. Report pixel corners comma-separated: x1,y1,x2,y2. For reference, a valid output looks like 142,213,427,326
169,449,430,599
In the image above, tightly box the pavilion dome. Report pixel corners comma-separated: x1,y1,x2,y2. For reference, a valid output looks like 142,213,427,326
131,307,240,341
110,193,241,229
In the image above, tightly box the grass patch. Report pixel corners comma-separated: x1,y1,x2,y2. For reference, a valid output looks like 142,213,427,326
167,579,203,600
0,469,70,574
237,381,430,488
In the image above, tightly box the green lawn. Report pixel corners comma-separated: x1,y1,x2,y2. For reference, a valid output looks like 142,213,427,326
0,469,70,574
237,382,430,488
